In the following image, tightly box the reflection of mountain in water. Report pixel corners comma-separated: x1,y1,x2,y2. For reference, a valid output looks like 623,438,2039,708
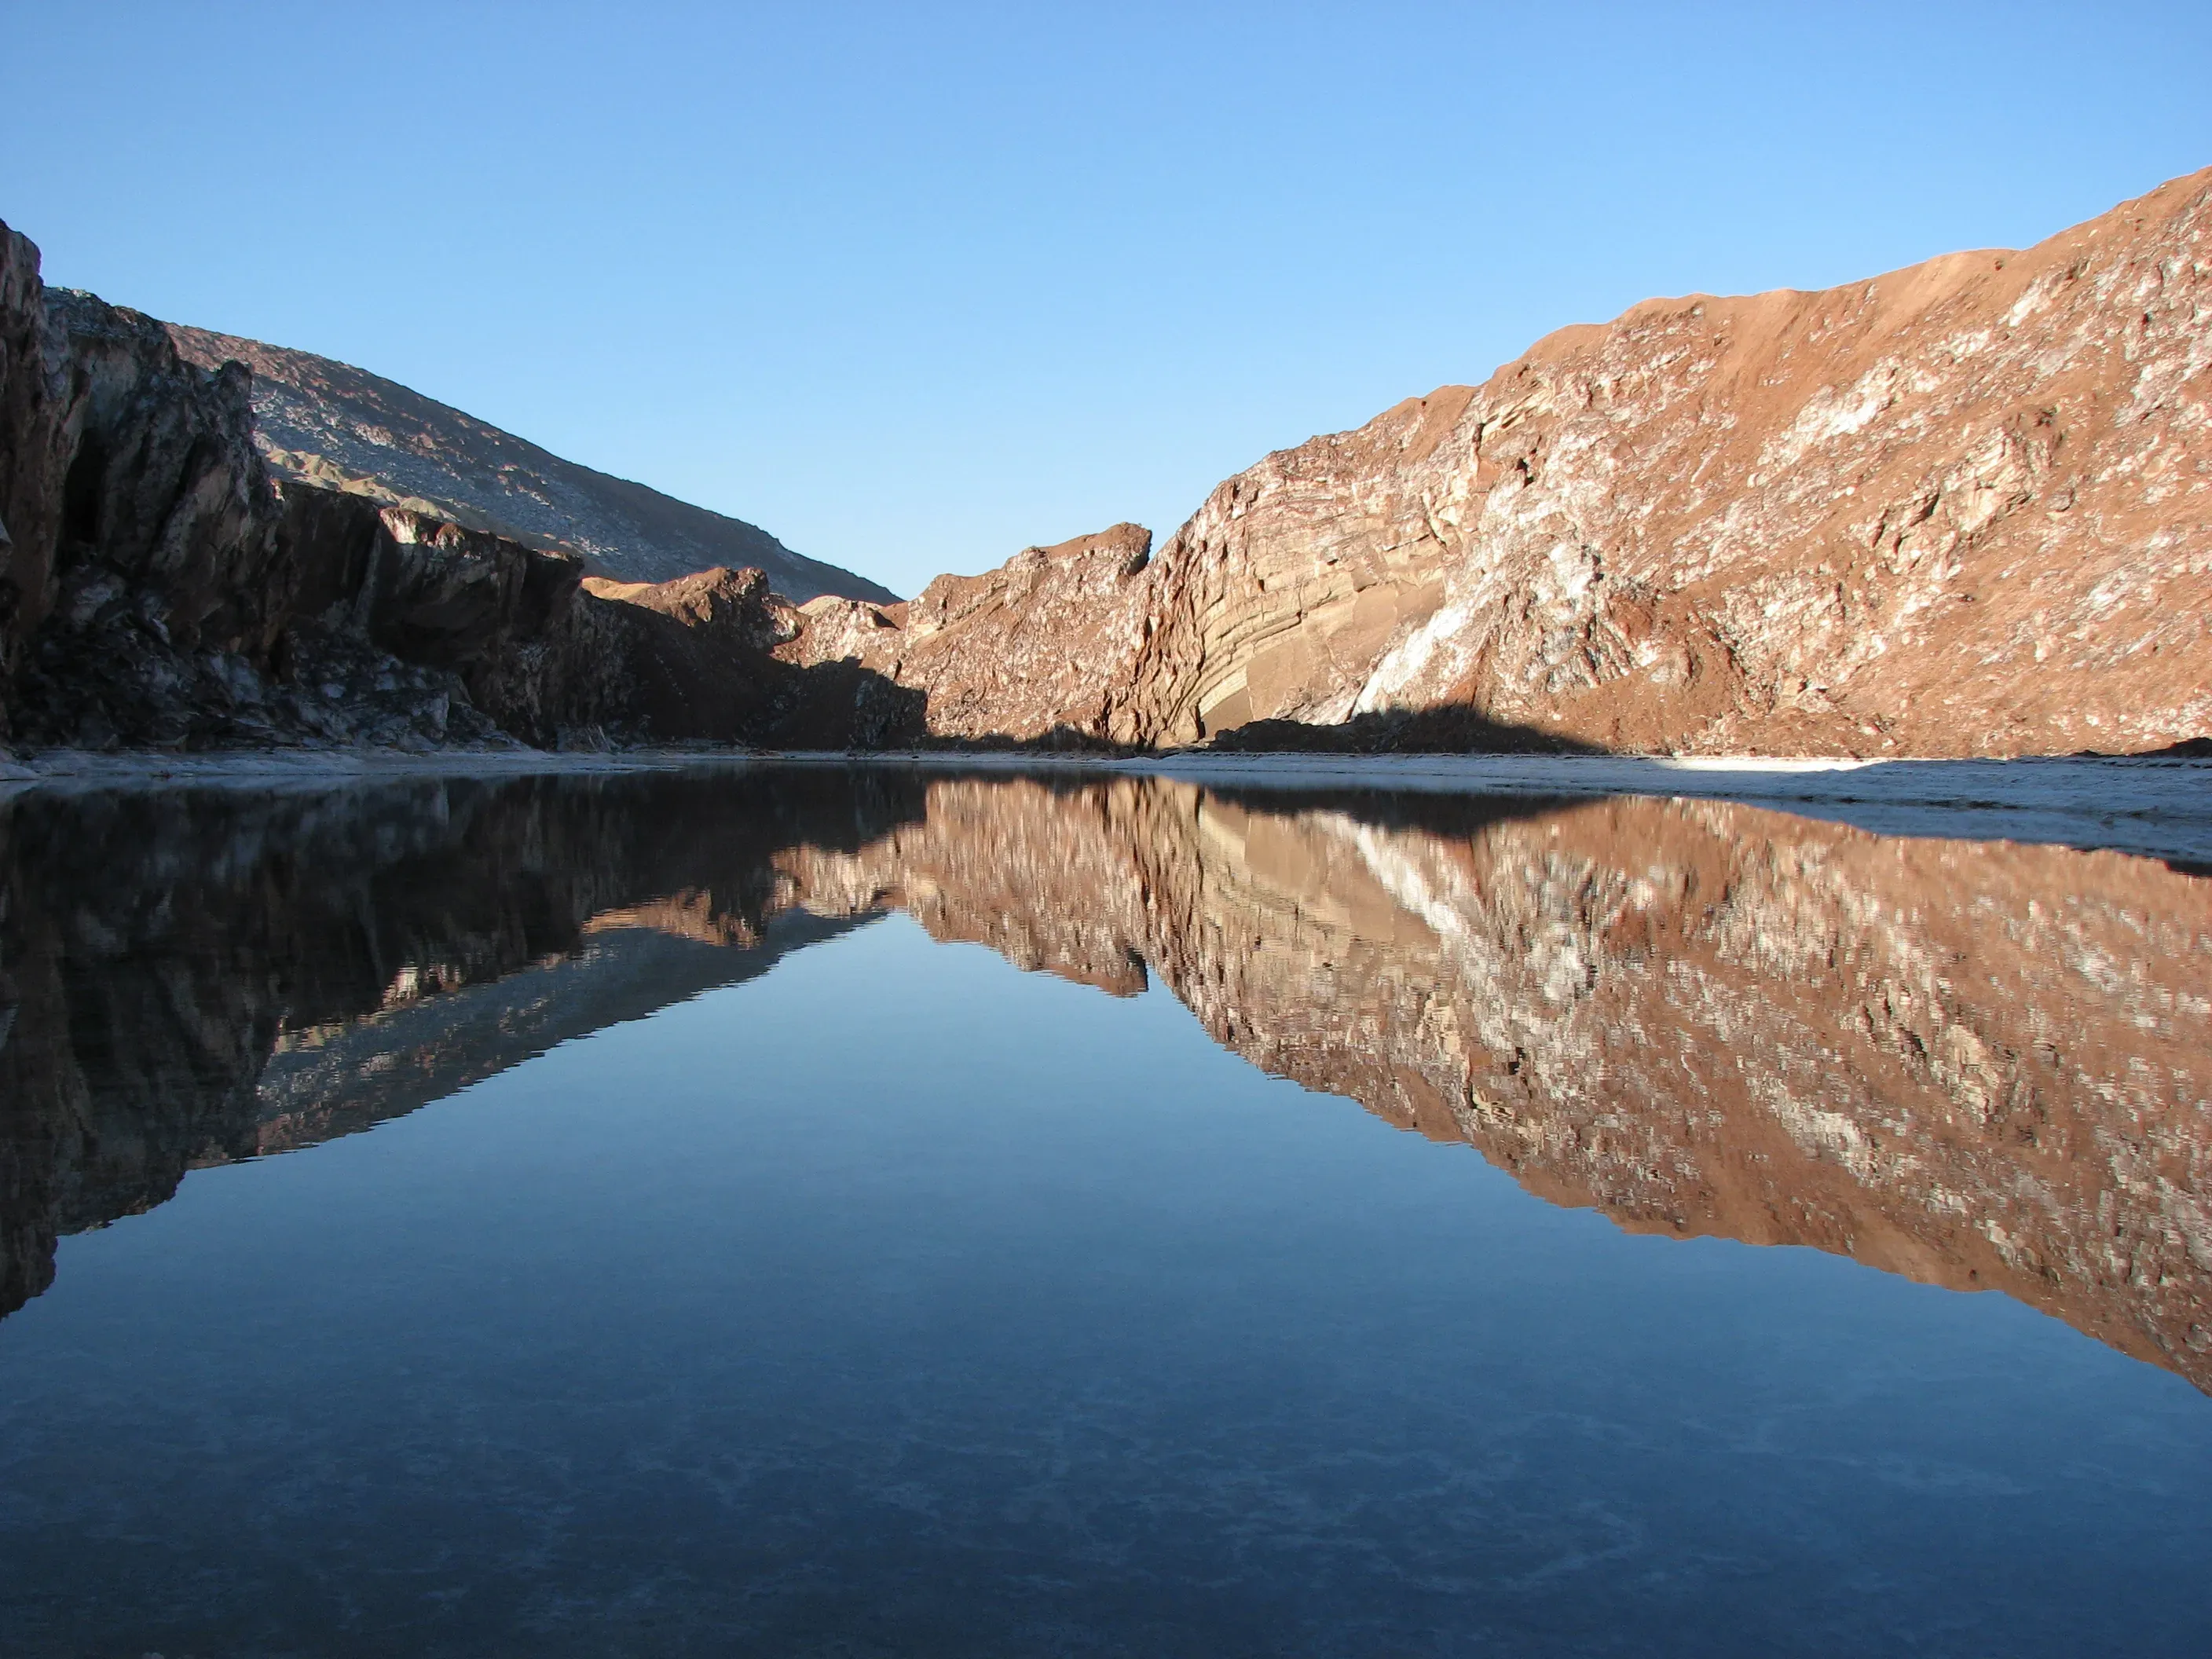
2,769,2207,1393
0,771,926,1317
255,906,866,1154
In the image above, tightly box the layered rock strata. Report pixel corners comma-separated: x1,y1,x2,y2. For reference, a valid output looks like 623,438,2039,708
785,168,2212,755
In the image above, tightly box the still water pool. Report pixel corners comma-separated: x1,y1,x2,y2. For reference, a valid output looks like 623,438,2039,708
0,766,2207,1656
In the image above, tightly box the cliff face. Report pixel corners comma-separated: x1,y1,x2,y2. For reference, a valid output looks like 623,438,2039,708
162,321,895,603
0,262,289,727
0,242,529,748
0,226,72,657
786,168,2212,755
782,524,1155,744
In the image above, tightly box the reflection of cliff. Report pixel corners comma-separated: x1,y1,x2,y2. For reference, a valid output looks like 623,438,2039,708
778,777,2212,1390
0,771,926,1317
254,909,866,1155
3,768,2207,1393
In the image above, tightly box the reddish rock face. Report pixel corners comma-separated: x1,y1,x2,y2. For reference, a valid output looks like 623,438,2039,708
778,777,2212,1391
786,169,2212,756
778,523,1156,744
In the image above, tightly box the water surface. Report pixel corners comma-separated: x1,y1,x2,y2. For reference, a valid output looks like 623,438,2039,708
1,767,2207,1656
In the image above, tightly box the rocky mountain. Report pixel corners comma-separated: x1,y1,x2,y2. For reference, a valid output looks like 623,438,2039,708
3,769,2206,1393
0,223,911,753
162,320,895,604
778,523,1156,745
782,167,2212,756
7,167,2207,758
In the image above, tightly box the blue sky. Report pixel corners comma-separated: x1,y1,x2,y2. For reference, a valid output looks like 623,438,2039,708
5,2,2207,597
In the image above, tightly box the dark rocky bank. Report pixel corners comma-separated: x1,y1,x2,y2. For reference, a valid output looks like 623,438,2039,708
0,222,914,758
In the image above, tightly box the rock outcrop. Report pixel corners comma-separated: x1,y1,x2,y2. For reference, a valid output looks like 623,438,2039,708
14,167,2212,756
163,320,895,604
503,564,920,748
2,237,525,748
1,260,297,742
785,168,2212,755
782,523,1155,744
0,225,69,657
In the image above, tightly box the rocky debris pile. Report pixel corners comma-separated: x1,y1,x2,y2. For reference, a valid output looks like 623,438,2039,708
161,319,895,602
16,599,508,753
777,167,2212,756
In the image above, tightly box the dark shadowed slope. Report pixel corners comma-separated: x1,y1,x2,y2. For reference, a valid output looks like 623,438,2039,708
162,319,897,604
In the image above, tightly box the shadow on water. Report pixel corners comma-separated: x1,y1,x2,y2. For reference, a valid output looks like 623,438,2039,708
1,764,2208,1394
1203,705,1608,754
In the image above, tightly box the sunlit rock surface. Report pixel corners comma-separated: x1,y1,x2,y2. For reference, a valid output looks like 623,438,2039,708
16,169,2210,759
785,169,2212,755
779,524,1157,745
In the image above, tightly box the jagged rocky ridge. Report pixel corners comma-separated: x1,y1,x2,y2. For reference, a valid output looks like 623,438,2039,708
2,771,2205,1390
782,167,2212,755
161,319,894,603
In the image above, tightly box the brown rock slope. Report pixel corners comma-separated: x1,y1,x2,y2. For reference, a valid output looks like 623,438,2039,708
786,169,2212,754
779,777,2212,1390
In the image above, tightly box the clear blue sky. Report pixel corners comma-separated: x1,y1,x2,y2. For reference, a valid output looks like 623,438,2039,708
5,2,2207,598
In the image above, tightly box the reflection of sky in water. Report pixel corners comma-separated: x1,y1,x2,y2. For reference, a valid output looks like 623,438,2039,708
0,773,2207,1656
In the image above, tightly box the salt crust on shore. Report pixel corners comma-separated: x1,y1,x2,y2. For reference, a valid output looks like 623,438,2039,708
3,746,2207,865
